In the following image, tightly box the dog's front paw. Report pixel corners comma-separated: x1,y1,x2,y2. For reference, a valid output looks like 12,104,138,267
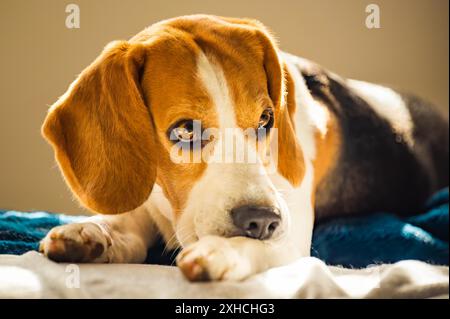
176,236,251,282
39,223,110,263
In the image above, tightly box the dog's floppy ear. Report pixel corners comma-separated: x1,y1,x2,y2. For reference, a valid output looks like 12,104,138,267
275,66,305,186
247,22,305,186
219,17,284,110
42,41,156,215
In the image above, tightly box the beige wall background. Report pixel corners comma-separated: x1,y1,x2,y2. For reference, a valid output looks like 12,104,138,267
0,0,448,215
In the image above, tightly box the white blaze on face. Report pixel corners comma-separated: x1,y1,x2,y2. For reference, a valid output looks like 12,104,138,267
175,52,283,247
196,52,236,136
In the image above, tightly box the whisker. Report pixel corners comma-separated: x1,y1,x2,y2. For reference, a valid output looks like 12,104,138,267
162,233,178,255
169,231,197,265
162,224,190,255
161,223,192,255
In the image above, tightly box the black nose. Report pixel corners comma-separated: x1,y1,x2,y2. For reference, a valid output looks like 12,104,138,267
231,205,281,240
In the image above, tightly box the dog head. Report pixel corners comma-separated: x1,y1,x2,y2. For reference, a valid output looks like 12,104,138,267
42,15,305,246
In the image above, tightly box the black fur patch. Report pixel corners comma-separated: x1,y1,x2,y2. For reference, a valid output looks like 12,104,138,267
297,63,449,221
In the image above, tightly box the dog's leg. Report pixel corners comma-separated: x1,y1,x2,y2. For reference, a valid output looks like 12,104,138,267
176,235,307,281
40,206,156,263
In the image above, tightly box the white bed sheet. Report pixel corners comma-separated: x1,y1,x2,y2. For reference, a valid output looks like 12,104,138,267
0,252,448,299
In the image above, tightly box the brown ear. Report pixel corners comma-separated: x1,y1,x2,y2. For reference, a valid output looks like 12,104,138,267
276,66,305,186
42,41,156,214
247,22,305,186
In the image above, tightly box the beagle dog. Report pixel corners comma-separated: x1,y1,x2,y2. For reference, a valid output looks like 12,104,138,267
39,15,449,281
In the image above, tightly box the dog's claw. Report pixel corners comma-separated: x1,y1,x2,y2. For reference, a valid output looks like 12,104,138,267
178,257,211,281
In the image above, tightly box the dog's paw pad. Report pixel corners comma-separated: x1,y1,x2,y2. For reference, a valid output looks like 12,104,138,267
40,223,108,263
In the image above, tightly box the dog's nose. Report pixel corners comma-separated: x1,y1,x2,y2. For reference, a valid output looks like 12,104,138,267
231,205,281,240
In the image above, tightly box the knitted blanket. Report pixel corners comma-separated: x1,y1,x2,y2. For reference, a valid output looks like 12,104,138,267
1,188,448,267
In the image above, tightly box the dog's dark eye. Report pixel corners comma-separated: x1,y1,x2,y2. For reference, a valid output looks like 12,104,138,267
168,120,198,143
258,108,274,131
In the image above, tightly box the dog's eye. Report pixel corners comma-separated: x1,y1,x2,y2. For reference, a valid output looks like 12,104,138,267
170,120,196,142
258,108,274,131
168,119,203,145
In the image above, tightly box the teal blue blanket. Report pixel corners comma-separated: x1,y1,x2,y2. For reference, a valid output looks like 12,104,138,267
1,188,448,267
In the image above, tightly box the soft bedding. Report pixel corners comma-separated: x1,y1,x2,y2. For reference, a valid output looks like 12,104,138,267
0,189,448,298
0,251,448,298
1,189,448,267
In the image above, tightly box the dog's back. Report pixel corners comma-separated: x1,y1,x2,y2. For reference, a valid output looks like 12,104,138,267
298,62,449,221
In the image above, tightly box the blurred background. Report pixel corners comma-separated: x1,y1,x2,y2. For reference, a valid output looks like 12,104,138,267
0,0,448,215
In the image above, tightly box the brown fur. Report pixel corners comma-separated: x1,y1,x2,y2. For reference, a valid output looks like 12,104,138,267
278,67,306,186
313,107,341,190
42,15,318,216
42,41,157,215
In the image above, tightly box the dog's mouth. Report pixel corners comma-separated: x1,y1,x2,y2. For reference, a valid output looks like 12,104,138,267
175,204,285,249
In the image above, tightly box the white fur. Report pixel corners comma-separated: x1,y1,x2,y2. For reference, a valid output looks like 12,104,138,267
40,206,156,263
283,53,331,154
